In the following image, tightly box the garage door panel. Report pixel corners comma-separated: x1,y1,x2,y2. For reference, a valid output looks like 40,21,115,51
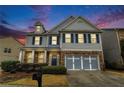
83,57,90,70
66,58,73,69
91,56,98,69
74,57,81,69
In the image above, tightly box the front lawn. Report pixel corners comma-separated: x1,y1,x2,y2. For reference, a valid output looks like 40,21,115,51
1,74,69,87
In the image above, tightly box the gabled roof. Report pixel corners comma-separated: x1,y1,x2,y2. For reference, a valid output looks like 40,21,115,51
0,36,24,46
61,16,101,32
101,28,124,30
47,16,76,34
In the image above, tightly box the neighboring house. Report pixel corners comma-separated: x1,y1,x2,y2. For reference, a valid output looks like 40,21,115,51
19,16,105,70
117,29,124,40
0,37,23,64
101,29,123,64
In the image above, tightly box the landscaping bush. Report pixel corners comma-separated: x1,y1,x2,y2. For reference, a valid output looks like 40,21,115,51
1,61,19,72
42,66,67,74
16,63,48,72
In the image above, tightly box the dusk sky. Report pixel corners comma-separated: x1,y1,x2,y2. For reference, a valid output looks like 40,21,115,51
0,5,124,44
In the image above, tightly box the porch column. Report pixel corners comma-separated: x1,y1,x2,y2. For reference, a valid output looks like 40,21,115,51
19,49,23,63
32,50,35,63
22,51,25,63
44,50,47,63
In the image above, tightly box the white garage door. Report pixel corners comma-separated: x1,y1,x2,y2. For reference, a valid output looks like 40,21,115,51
65,56,99,70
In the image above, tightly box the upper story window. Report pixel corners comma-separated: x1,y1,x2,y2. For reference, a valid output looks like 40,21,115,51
35,36,40,45
36,26,41,32
78,34,84,43
52,36,57,45
91,34,97,43
65,33,71,43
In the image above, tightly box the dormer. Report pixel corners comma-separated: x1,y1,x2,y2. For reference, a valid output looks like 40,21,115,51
35,21,46,33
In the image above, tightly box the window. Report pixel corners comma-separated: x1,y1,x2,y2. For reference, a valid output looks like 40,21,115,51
8,48,11,53
65,33,71,43
78,34,84,43
35,36,40,45
4,48,11,53
36,26,41,32
4,48,7,53
91,34,97,43
27,52,32,63
38,53,44,63
52,36,57,45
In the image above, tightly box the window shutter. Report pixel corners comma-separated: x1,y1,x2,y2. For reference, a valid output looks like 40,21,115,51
49,36,52,45
57,36,59,45
32,36,35,45
63,34,65,43
84,34,87,43
40,36,42,45
88,34,91,43
71,34,74,43
96,34,100,43
75,34,78,43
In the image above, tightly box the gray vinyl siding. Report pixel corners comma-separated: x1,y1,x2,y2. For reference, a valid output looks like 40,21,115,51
25,32,103,51
60,33,102,51
101,30,122,63
25,36,46,47
61,43,102,51
25,36,60,48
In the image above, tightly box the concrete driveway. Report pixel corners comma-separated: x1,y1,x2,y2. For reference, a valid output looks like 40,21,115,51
67,70,124,87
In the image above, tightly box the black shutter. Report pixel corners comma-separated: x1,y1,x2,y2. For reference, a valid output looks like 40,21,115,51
57,36,59,45
88,34,91,43
75,34,78,43
84,34,87,43
49,36,52,45
96,34,100,43
71,34,74,43
40,36,42,45
63,34,65,43
32,36,35,45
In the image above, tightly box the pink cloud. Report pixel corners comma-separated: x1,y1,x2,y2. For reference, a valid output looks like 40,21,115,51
95,7,124,28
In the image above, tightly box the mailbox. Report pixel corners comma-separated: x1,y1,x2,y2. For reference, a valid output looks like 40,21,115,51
32,67,43,87
32,73,37,80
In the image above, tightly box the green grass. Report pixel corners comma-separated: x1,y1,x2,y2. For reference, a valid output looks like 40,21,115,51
2,75,69,87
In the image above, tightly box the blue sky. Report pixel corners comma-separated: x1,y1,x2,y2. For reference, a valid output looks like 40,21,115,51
1,5,124,31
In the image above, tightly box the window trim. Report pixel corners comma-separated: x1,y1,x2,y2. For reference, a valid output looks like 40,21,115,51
51,36,57,45
36,26,41,32
34,36,40,45
78,34,84,43
91,34,97,44
65,33,71,43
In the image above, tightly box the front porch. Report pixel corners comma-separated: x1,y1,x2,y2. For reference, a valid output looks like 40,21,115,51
19,48,47,64
19,48,60,66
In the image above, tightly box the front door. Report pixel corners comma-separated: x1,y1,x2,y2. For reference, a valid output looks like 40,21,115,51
51,56,57,66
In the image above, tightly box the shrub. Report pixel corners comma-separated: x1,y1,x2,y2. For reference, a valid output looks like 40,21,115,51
42,66,67,74
16,63,48,72
1,61,19,72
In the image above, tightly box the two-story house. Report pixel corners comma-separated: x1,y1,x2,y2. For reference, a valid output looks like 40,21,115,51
19,16,105,70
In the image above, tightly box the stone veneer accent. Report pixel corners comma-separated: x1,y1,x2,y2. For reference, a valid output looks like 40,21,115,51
60,51,105,70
